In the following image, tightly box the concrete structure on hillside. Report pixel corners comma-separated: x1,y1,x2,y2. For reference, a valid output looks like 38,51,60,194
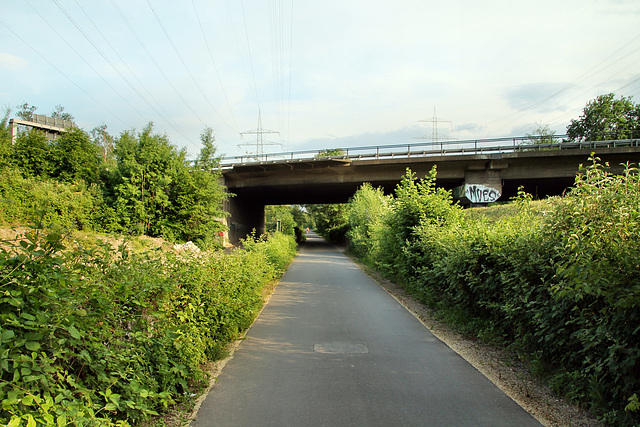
9,114,77,145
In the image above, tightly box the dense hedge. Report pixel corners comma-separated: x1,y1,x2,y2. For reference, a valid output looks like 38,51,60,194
0,168,101,231
346,159,640,425
0,227,296,426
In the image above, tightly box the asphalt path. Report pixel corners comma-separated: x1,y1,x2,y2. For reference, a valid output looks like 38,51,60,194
192,232,541,426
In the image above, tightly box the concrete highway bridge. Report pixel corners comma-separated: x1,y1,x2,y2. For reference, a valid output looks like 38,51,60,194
221,137,640,243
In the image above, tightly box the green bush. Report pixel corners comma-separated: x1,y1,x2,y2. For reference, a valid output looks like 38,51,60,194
0,226,297,426
345,159,639,424
541,157,640,421
346,183,390,261
377,167,461,281
0,168,100,230
241,232,297,274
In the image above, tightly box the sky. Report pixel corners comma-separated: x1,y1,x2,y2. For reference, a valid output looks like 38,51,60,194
1,0,639,159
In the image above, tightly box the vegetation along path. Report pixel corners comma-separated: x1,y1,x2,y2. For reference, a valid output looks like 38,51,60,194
191,232,541,426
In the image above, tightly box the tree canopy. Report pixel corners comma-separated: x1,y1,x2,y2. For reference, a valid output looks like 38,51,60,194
525,123,556,144
0,103,229,249
566,93,640,141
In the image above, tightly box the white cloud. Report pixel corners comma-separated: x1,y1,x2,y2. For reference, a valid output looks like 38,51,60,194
503,83,573,113
0,53,27,71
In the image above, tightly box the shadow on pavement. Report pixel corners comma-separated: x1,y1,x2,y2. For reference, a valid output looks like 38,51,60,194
299,232,344,252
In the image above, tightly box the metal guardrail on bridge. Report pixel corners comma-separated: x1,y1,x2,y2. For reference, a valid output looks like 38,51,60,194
220,136,640,168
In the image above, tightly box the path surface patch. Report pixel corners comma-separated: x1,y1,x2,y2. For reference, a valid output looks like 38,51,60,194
313,341,369,354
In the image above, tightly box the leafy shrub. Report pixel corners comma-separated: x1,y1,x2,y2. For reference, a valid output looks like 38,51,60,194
241,232,297,274
346,183,391,261
345,159,639,424
0,168,100,230
377,167,461,280
0,225,296,426
541,157,640,421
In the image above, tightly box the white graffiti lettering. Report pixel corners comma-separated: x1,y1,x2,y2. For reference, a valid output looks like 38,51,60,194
465,184,501,204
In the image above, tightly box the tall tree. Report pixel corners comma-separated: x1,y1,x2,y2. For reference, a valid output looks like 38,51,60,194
12,129,52,178
567,93,640,141
50,104,74,122
307,203,348,243
0,106,11,144
15,102,36,121
50,128,101,184
91,124,115,164
195,126,221,171
265,205,296,235
290,205,312,229
113,123,179,235
525,123,556,144
163,127,227,247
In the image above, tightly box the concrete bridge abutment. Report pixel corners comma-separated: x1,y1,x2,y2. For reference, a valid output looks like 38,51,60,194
226,195,265,245
454,159,507,207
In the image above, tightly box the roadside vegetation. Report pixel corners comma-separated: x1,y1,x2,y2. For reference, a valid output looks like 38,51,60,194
0,104,299,426
0,104,227,249
335,159,639,424
310,94,640,425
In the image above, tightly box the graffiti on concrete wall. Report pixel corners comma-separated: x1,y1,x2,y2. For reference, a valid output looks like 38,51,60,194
464,184,501,204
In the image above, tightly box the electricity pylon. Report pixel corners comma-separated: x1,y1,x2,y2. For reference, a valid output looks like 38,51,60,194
239,110,281,160
417,107,452,142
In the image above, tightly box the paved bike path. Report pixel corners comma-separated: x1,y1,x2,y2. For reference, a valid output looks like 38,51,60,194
192,233,541,426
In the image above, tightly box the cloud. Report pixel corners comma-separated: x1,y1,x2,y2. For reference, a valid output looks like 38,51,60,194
455,123,486,134
0,53,27,71
503,82,572,113
292,125,426,152
601,0,640,15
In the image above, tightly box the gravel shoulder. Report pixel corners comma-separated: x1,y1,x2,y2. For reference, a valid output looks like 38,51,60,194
351,259,602,427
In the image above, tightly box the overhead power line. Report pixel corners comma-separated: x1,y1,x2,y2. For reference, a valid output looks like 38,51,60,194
25,0,147,122
191,0,240,133
0,18,128,128
240,0,261,109
110,0,215,148
54,0,194,145
146,0,237,136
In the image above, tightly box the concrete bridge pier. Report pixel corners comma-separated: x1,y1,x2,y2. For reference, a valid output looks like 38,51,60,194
227,195,265,244
454,159,507,207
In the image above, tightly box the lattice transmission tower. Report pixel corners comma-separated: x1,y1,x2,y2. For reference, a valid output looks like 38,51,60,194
417,107,452,142
239,110,281,160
